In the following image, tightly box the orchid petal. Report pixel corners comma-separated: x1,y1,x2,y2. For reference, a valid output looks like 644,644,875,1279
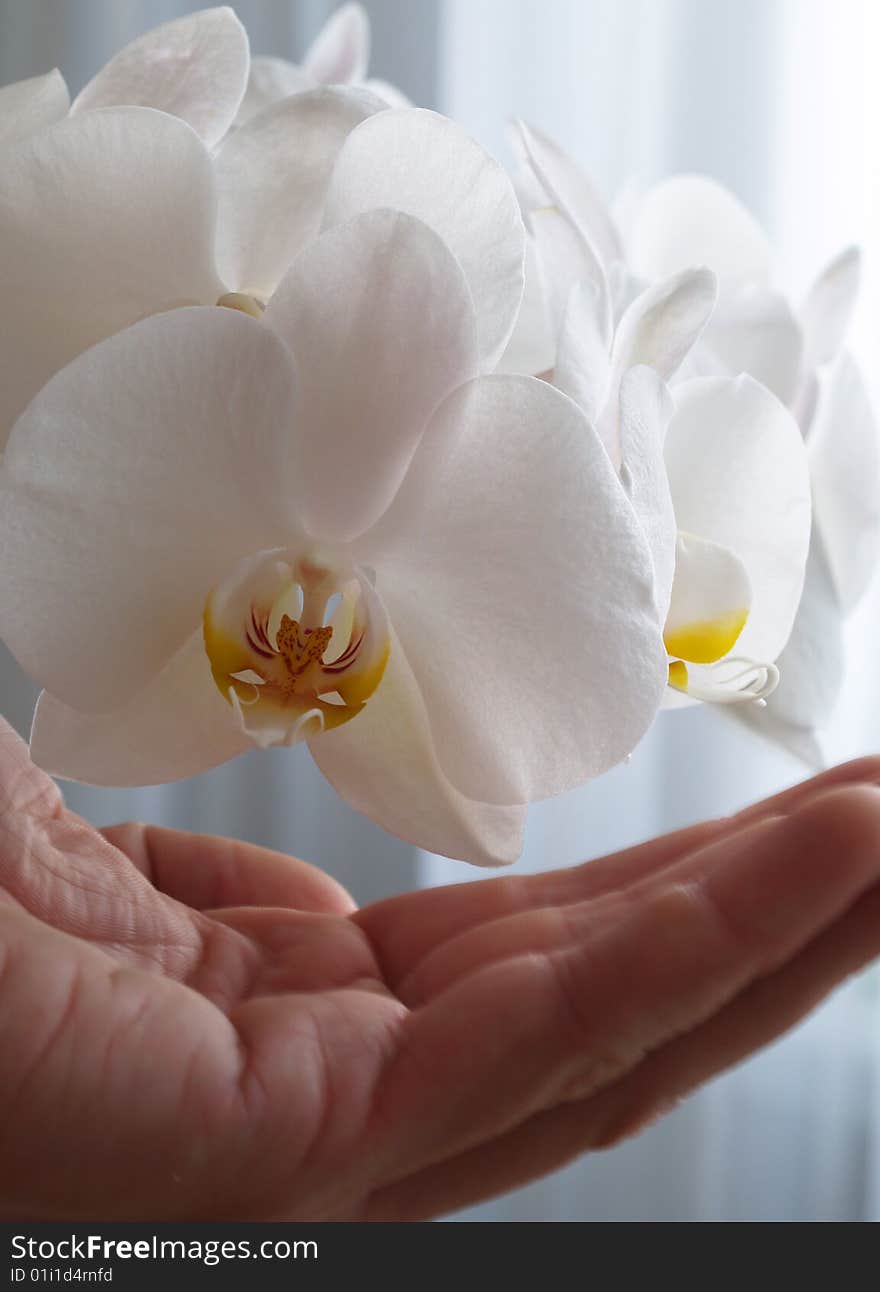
628,176,773,289
808,353,880,612
71,7,249,148
215,86,383,298
31,634,250,786
265,209,479,544
553,281,611,433
702,283,804,406
735,531,843,765
310,627,527,865
611,267,717,386
323,108,525,369
0,107,223,447
0,70,69,147
304,3,370,84
801,245,862,373
496,236,555,377
516,121,622,269
530,203,611,346
359,376,667,805
237,56,316,124
665,532,752,664
664,376,811,663
598,267,717,462
666,656,779,707
0,308,300,710
618,367,677,620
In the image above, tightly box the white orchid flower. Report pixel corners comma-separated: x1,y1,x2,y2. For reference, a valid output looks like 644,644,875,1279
509,216,811,710
238,3,410,126
623,176,880,755
0,9,251,151
0,96,524,448
0,210,667,866
616,369,811,707
512,124,867,726
504,132,811,707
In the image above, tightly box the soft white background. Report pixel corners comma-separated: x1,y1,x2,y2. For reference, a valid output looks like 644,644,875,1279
1,0,878,1220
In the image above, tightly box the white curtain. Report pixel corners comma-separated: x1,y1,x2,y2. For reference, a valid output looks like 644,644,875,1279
1,0,878,1220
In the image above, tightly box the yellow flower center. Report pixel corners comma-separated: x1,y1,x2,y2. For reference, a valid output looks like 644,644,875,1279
203,550,389,748
276,616,335,681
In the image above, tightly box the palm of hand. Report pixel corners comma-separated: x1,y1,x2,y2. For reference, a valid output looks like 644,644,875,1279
2,719,880,1222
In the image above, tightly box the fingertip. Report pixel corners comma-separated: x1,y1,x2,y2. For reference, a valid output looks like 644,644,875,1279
782,782,880,886
696,784,880,964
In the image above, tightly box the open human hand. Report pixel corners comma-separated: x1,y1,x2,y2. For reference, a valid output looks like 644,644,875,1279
1,715,879,1221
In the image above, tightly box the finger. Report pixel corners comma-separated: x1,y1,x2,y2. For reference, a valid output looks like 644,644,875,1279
359,755,880,988
206,905,387,996
359,819,724,987
397,763,880,1003
0,726,195,949
0,717,355,920
100,823,357,917
366,868,880,1220
366,786,880,1188
589,883,880,1148
0,715,63,823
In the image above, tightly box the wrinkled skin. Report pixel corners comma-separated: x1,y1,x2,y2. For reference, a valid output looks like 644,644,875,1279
1,716,880,1221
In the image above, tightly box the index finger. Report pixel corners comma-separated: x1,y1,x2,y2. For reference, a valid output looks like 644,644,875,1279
101,823,358,917
358,755,880,988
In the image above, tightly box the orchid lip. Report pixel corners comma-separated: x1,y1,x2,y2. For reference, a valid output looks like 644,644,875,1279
662,577,776,705
203,548,390,749
667,655,780,705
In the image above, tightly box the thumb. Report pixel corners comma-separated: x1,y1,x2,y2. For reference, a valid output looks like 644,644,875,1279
0,708,62,821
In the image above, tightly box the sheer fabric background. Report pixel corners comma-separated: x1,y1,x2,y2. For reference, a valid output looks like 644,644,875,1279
1,0,878,1220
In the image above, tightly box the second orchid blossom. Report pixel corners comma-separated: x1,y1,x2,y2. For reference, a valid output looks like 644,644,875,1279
509,122,871,731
